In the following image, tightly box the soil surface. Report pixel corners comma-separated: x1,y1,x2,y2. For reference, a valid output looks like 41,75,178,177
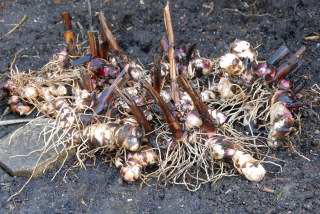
1,0,320,213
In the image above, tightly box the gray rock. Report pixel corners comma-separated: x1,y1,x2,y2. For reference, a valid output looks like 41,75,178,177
0,118,73,177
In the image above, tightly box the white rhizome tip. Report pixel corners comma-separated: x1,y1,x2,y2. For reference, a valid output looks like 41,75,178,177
230,39,257,62
232,151,266,182
219,53,244,76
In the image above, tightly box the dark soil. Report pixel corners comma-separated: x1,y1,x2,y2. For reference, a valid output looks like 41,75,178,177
1,0,320,213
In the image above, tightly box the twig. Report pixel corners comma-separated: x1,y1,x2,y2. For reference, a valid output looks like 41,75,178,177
142,80,183,140
163,2,179,103
87,31,100,57
115,87,153,133
177,75,216,133
61,11,77,55
97,12,121,52
86,0,93,31
94,65,128,113
0,118,34,126
0,15,28,40
260,186,275,193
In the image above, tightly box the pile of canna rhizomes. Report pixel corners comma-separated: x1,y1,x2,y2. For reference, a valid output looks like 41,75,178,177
0,3,308,191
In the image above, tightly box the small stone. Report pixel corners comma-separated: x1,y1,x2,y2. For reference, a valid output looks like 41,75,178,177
0,118,73,177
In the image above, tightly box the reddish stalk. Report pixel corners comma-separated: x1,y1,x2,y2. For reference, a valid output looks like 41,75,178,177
115,87,153,133
267,44,290,65
274,46,306,81
142,80,183,140
79,71,95,92
99,41,108,59
163,2,179,103
61,11,77,55
152,56,162,93
97,12,121,53
177,75,216,133
87,31,100,58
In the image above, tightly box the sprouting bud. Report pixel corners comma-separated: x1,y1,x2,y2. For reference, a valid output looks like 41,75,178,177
241,161,266,182
3,80,17,94
74,89,92,110
201,90,216,102
230,39,257,62
98,65,119,78
205,138,235,160
160,89,171,103
56,49,69,67
175,47,187,62
219,53,244,76
209,109,227,126
124,87,139,96
179,91,194,111
270,102,294,125
40,102,56,115
192,58,214,76
122,136,141,152
83,123,118,151
268,100,295,147
127,148,158,167
21,86,39,99
40,87,54,102
217,77,235,99
120,163,141,182
114,157,124,168
208,143,225,160
241,70,254,85
232,151,266,182
114,118,144,152
143,109,153,121
185,111,203,129
10,102,32,116
278,79,291,91
128,63,144,81
56,85,68,96
8,95,19,105
256,63,276,80
87,58,105,73
49,85,68,97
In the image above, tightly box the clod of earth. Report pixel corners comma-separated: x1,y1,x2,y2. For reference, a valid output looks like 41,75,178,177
0,118,72,177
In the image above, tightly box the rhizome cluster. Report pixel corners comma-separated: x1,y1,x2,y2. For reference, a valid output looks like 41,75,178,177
0,3,305,191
